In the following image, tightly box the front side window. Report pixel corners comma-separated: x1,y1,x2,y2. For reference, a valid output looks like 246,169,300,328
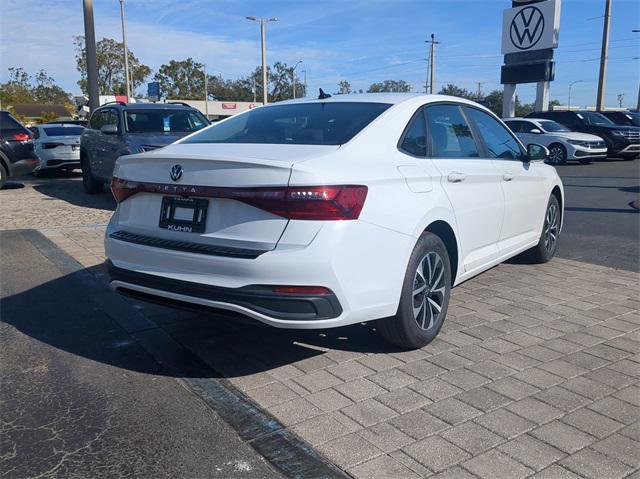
465,107,524,160
125,110,207,134
88,110,107,130
518,121,538,133
183,102,391,145
399,109,427,157
426,104,478,158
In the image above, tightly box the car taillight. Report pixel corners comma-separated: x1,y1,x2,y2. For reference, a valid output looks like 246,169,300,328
13,133,31,141
42,142,64,149
110,178,367,221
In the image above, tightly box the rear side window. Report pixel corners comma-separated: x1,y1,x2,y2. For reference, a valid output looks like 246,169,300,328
43,127,85,136
399,109,427,157
0,112,28,134
125,110,207,133
465,107,524,160
183,102,392,146
504,120,523,132
426,104,479,158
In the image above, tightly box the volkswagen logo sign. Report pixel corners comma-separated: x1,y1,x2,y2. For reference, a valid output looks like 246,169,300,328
170,164,183,182
510,6,544,50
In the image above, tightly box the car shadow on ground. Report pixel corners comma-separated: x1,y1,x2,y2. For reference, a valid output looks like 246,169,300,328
2,261,405,381
0,182,26,190
33,177,116,211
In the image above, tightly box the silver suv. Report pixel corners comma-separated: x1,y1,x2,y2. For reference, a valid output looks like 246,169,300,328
80,102,209,193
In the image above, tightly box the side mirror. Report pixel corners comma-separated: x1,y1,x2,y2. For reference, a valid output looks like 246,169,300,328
527,143,549,162
530,128,542,134
100,124,119,135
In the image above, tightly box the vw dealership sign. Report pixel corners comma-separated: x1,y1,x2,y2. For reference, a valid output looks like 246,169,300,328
502,0,560,54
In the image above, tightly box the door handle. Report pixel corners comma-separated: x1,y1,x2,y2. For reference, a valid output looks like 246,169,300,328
503,172,515,182
447,172,466,183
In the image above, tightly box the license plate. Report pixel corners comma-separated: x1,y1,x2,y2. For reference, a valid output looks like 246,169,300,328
159,197,208,233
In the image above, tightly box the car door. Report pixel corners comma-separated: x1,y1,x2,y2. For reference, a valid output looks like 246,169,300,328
97,109,123,180
425,103,504,272
464,107,548,255
516,120,545,148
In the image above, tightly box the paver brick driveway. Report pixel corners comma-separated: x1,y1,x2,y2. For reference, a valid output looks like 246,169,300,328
2,174,638,479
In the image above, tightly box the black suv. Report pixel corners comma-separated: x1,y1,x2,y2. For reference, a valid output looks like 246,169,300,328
80,102,209,193
526,110,640,159
0,111,38,188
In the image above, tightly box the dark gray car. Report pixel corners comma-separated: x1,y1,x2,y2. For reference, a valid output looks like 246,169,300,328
80,102,209,193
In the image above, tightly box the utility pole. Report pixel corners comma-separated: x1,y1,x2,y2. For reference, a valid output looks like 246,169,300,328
596,0,612,111
203,66,209,119
617,93,624,108
292,61,302,99
246,16,277,104
252,77,257,103
302,70,307,97
425,34,439,94
634,30,639,111
119,0,131,100
477,82,484,99
82,0,99,112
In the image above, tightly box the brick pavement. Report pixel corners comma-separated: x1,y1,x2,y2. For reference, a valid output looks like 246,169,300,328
2,176,639,478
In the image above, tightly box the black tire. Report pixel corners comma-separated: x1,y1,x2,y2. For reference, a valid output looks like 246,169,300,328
378,232,451,349
0,162,7,189
81,155,102,194
546,143,567,165
526,195,560,264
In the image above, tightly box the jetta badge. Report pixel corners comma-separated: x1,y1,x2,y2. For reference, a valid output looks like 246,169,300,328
169,164,183,182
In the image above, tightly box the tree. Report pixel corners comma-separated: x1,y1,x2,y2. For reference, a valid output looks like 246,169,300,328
484,89,504,116
155,58,206,99
74,36,151,96
0,67,71,105
367,80,411,93
337,80,351,95
438,84,476,100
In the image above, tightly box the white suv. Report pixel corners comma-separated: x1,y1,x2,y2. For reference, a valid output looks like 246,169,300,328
106,94,564,349
504,118,608,165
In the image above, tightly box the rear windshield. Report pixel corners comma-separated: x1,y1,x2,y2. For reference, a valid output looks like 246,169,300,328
125,110,208,133
183,102,392,145
43,126,85,136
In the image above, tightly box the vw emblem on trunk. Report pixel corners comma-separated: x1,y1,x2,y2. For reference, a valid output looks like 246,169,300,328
170,164,183,182
510,6,544,50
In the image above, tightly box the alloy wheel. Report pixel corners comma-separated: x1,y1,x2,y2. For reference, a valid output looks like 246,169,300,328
544,203,559,253
412,252,446,330
548,146,565,164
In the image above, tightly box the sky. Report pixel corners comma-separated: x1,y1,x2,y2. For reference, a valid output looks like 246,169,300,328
1,0,638,108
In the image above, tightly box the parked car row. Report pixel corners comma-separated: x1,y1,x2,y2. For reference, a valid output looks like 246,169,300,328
506,110,639,164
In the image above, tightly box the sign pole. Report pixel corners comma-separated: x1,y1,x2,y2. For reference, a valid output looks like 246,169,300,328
596,0,612,111
503,83,516,118
535,81,550,111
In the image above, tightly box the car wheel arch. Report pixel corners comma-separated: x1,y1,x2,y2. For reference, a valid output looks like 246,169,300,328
551,185,563,229
424,220,459,286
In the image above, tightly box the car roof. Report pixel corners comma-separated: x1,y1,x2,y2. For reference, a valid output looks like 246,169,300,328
98,102,195,111
272,93,481,107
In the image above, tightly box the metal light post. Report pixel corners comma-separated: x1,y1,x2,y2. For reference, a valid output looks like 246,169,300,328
246,16,277,104
82,0,99,112
119,0,131,100
292,61,302,99
634,30,640,111
568,80,583,111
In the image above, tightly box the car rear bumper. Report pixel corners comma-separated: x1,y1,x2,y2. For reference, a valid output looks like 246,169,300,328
105,216,414,329
8,158,39,177
37,159,81,170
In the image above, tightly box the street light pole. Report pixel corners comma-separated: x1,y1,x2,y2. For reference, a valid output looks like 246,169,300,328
301,70,307,97
568,80,583,111
292,61,302,99
634,30,640,111
119,0,131,100
595,0,612,111
246,16,277,104
82,0,99,112
203,65,209,119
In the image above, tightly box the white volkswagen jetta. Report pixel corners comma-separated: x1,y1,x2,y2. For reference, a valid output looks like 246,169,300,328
106,93,563,349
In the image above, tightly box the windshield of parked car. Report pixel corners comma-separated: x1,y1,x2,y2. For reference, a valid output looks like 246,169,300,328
182,102,392,145
538,121,570,133
125,110,208,134
43,126,85,136
576,112,614,126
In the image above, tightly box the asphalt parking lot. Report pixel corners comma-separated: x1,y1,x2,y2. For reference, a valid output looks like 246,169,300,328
1,159,638,479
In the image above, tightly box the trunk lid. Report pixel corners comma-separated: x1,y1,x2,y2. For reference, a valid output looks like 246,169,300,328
112,143,338,253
